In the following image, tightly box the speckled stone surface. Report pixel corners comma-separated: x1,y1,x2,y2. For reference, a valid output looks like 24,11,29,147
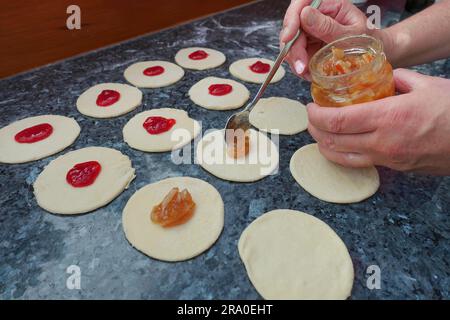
0,0,449,300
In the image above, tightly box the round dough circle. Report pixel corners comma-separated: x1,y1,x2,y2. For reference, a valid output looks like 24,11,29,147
196,129,279,182
76,83,142,118
249,97,308,135
0,115,80,164
229,58,285,84
290,143,380,203
188,77,250,110
122,177,224,262
123,108,200,152
175,47,226,70
34,147,136,214
124,61,184,88
238,209,354,300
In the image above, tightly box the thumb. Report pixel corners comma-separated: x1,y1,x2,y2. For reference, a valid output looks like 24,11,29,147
394,68,429,94
300,7,348,44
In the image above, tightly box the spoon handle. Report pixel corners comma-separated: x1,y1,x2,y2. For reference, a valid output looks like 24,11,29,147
245,0,321,111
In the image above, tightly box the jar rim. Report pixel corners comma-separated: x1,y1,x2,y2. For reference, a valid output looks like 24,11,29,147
309,34,384,81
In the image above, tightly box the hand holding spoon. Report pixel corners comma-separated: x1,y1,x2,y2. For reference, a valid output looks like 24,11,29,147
224,0,322,138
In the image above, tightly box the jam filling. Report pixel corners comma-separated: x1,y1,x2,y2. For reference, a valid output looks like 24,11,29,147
143,116,176,135
14,123,53,144
143,66,165,76
249,61,270,74
66,161,102,188
188,50,209,60
151,187,196,228
321,47,375,76
96,90,121,107
226,129,250,159
208,84,233,96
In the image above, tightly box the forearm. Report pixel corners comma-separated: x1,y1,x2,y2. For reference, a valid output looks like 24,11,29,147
374,0,450,67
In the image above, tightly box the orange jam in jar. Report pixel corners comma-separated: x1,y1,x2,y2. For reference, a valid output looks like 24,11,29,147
309,35,395,107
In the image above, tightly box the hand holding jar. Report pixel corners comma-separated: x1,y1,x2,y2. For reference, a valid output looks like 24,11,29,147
280,0,450,175
307,69,450,175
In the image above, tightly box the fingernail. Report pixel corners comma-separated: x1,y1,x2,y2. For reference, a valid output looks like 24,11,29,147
305,9,317,27
295,60,305,75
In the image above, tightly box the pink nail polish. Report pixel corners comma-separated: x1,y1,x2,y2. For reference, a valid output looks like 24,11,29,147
295,60,305,75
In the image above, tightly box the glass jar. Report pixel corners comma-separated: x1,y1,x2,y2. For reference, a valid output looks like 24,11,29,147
309,34,395,107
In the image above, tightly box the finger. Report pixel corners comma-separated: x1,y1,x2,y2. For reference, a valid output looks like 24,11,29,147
306,102,382,134
319,0,365,25
300,6,350,43
302,71,312,82
284,33,309,76
308,123,375,153
394,68,429,94
317,143,374,168
281,0,311,43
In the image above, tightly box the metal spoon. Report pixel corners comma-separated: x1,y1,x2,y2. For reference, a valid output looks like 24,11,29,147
224,0,322,138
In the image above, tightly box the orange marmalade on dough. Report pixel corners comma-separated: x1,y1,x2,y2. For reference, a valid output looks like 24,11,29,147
309,35,395,107
151,187,196,227
226,129,250,159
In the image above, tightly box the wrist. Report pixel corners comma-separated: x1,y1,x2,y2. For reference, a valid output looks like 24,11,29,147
371,27,397,66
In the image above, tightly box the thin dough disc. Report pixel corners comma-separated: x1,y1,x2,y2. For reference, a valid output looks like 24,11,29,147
0,115,80,164
229,58,285,84
122,177,224,262
238,209,354,300
188,77,250,110
249,97,308,135
123,108,200,152
76,83,142,118
290,143,380,203
124,61,184,88
196,129,279,182
175,47,226,70
34,147,136,214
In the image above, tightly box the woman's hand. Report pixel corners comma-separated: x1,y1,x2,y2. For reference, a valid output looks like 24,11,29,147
280,0,371,80
307,69,450,175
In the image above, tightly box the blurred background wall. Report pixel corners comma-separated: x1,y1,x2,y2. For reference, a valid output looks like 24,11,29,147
0,0,254,78
0,0,435,79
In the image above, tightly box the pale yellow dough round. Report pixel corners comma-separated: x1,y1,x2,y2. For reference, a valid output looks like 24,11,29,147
123,108,200,152
122,177,224,262
0,115,80,164
124,61,184,88
196,129,279,182
238,209,354,300
229,58,285,84
34,147,136,215
175,47,226,70
188,77,250,110
249,97,308,135
76,83,142,118
290,143,380,203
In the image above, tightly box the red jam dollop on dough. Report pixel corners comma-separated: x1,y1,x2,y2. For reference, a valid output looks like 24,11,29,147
143,116,176,135
249,61,270,74
14,123,53,144
96,90,121,107
188,50,209,60
143,66,165,76
208,84,233,96
151,187,196,228
66,161,102,188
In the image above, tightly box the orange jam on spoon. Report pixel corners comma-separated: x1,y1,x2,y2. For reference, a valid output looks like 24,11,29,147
226,129,250,159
